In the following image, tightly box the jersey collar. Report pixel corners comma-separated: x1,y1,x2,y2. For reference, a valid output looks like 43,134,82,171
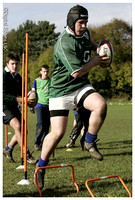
66,26,87,38
5,66,18,77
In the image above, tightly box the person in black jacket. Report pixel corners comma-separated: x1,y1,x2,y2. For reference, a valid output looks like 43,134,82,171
3,52,37,164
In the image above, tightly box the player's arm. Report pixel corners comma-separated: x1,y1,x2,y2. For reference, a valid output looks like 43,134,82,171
71,54,108,78
91,40,98,51
17,79,37,103
31,79,37,91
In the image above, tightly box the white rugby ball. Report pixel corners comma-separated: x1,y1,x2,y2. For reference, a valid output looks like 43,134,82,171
97,40,113,66
27,90,38,108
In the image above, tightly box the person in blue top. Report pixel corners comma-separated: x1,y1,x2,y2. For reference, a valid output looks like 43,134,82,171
31,65,51,150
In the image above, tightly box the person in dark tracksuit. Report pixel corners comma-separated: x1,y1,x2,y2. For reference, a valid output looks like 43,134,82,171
3,52,37,164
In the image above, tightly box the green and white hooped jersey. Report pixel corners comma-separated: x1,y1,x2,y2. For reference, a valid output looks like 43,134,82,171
50,27,92,98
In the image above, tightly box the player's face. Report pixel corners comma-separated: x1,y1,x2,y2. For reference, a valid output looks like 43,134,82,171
40,68,49,79
7,59,19,74
75,19,88,36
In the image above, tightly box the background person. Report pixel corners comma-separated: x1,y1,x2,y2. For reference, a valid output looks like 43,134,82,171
3,52,37,164
31,65,51,150
66,107,91,150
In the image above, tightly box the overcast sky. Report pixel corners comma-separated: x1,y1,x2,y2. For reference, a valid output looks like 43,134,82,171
2,2,132,33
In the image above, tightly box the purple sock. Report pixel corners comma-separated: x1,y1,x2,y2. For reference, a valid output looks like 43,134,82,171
85,131,97,143
38,156,49,167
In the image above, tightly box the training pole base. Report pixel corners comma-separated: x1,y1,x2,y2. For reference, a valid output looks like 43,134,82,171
16,165,24,170
17,179,30,185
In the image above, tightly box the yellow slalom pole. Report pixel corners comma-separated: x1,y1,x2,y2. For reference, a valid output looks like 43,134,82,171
20,53,25,166
24,33,29,180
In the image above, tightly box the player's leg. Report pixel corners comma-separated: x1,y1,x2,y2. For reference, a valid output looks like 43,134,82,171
80,109,90,150
41,116,68,160
3,117,20,162
66,110,83,148
40,107,50,148
83,92,107,161
3,108,37,164
84,92,107,134
9,117,21,146
35,115,68,189
34,106,43,150
9,117,36,164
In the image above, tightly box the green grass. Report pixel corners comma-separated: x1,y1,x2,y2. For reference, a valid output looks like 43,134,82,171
3,101,132,197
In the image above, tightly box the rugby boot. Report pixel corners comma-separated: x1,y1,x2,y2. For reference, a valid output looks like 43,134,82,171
80,133,86,150
66,139,75,148
3,148,15,163
34,164,45,190
27,151,37,165
84,139,103,161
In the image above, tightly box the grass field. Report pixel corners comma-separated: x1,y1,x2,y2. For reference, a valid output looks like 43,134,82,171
3,101,132,197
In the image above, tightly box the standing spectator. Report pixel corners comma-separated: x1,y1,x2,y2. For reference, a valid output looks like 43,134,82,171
32,65,51,150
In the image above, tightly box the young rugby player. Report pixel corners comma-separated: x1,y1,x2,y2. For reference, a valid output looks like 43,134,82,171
35,5,109,189
3,52,37,164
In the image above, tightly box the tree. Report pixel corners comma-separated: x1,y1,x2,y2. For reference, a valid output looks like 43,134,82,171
28,46,54,90
3,20,60,65
88,18,132,98
89,18,132,64
3,18,132,99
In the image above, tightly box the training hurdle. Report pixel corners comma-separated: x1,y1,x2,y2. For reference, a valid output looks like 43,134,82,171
34,164,79,197
85,174,132,197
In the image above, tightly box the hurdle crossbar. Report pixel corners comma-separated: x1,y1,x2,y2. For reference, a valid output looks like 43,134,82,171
34,164,79,197
85,174,132,197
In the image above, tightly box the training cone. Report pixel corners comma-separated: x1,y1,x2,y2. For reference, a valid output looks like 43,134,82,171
17,179,30,185
16,165,24,170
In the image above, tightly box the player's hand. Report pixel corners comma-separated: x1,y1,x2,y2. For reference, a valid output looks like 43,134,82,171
30,108,35,114
99,55,110,68
93,54,109,68
27,98,35,107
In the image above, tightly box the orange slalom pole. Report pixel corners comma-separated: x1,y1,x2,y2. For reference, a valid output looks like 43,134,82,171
85,175,132,197
20,53,25,165
24,33,29,180
5,124,8,147
34,164,79,197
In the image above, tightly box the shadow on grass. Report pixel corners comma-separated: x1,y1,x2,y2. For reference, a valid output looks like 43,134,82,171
3,186,80,197
57,140,132,150
3,178,132,197
98,140,132,148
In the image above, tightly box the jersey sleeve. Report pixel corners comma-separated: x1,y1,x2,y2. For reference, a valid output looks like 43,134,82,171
32,80,36,91
3,71,20,105
57,36,82,74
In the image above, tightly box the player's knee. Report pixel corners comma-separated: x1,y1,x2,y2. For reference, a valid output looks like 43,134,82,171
53,129,65,143
99,99,107,120
14,122,21,131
